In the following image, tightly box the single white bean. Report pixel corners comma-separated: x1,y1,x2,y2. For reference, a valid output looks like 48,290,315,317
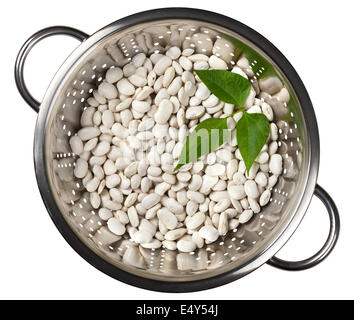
218,212,228,236
209,55,228,69
105,67,123,83
92,141,110,156
128,206,139,227
186,212,205,230
154,99,173,124
154,56,172,75
186,200,198,216
270,123,279,141
195,83,210,100
107,217,125,235
164,198,184,214
166,46,181,60
186,191,205,204
205,164,226,176
142,194,161,209
185,106,205,120
177,238,197,253
74,158,88,178
228,184,246,200
163,240,177,250
98,208,113,221
179,56,193,71
239,210,253,224
98,82,118,99
117,79,135,96
78,127,101,141
269,154,283,175
244,180,260,199
214,199,231,213
199,225,219,242
165,228,187,241
260,189,271,206
157,208,178,230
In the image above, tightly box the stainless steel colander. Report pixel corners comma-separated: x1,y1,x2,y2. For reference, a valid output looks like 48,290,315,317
15,8,340,292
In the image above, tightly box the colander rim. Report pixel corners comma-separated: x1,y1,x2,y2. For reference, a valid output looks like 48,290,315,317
33,7,319,292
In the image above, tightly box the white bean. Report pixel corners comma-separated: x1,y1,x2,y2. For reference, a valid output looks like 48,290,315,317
260,189,271,206
194,61,209,70
157,208,178,230
142,194,161,209
120,109,133,127
166,46,181,60
163,240,177,250
189,175,203,191
117,79,135,96
249,197,261,213
228,185,246,200
74,158,88,178
270,123,279,141
239,210,253,224
98,208,113,221
92,141,110,156
107,217,125,235
261,102,274,121
105,174,121,189
218,212,228,236
98,82,118,99
167,76,182,95
78,127,101,141
154,99,173,124
199,225,219,242
185,106,205,120
186,212,205,230
199,175,218,194
176,238,197,253
90,192,101,209
154,56,172,75
106,67,123,83
164,198,184,214
186,200,198,216
165,228,187,241
195,83,210,100
244,180,260,199
229,219,239,230
132,53,146,67
126,207,138,228
214,199,231,213
205,164,226,176
209,55,228,69
186,191,205,204
268,174,279,189
179,56,193,71
178,87,189,106
269,154,283,175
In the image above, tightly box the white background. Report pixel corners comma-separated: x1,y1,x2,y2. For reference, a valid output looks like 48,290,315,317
1,0,352,300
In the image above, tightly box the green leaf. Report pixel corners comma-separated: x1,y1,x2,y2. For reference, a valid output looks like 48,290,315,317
195,70,251,107
237,112,270,173
174,118,228,171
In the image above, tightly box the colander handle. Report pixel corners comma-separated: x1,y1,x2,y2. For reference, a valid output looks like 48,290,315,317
15,26,89,113
267,184,340,271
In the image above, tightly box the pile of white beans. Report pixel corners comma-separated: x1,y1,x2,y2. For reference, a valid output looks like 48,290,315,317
69,45,283,257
